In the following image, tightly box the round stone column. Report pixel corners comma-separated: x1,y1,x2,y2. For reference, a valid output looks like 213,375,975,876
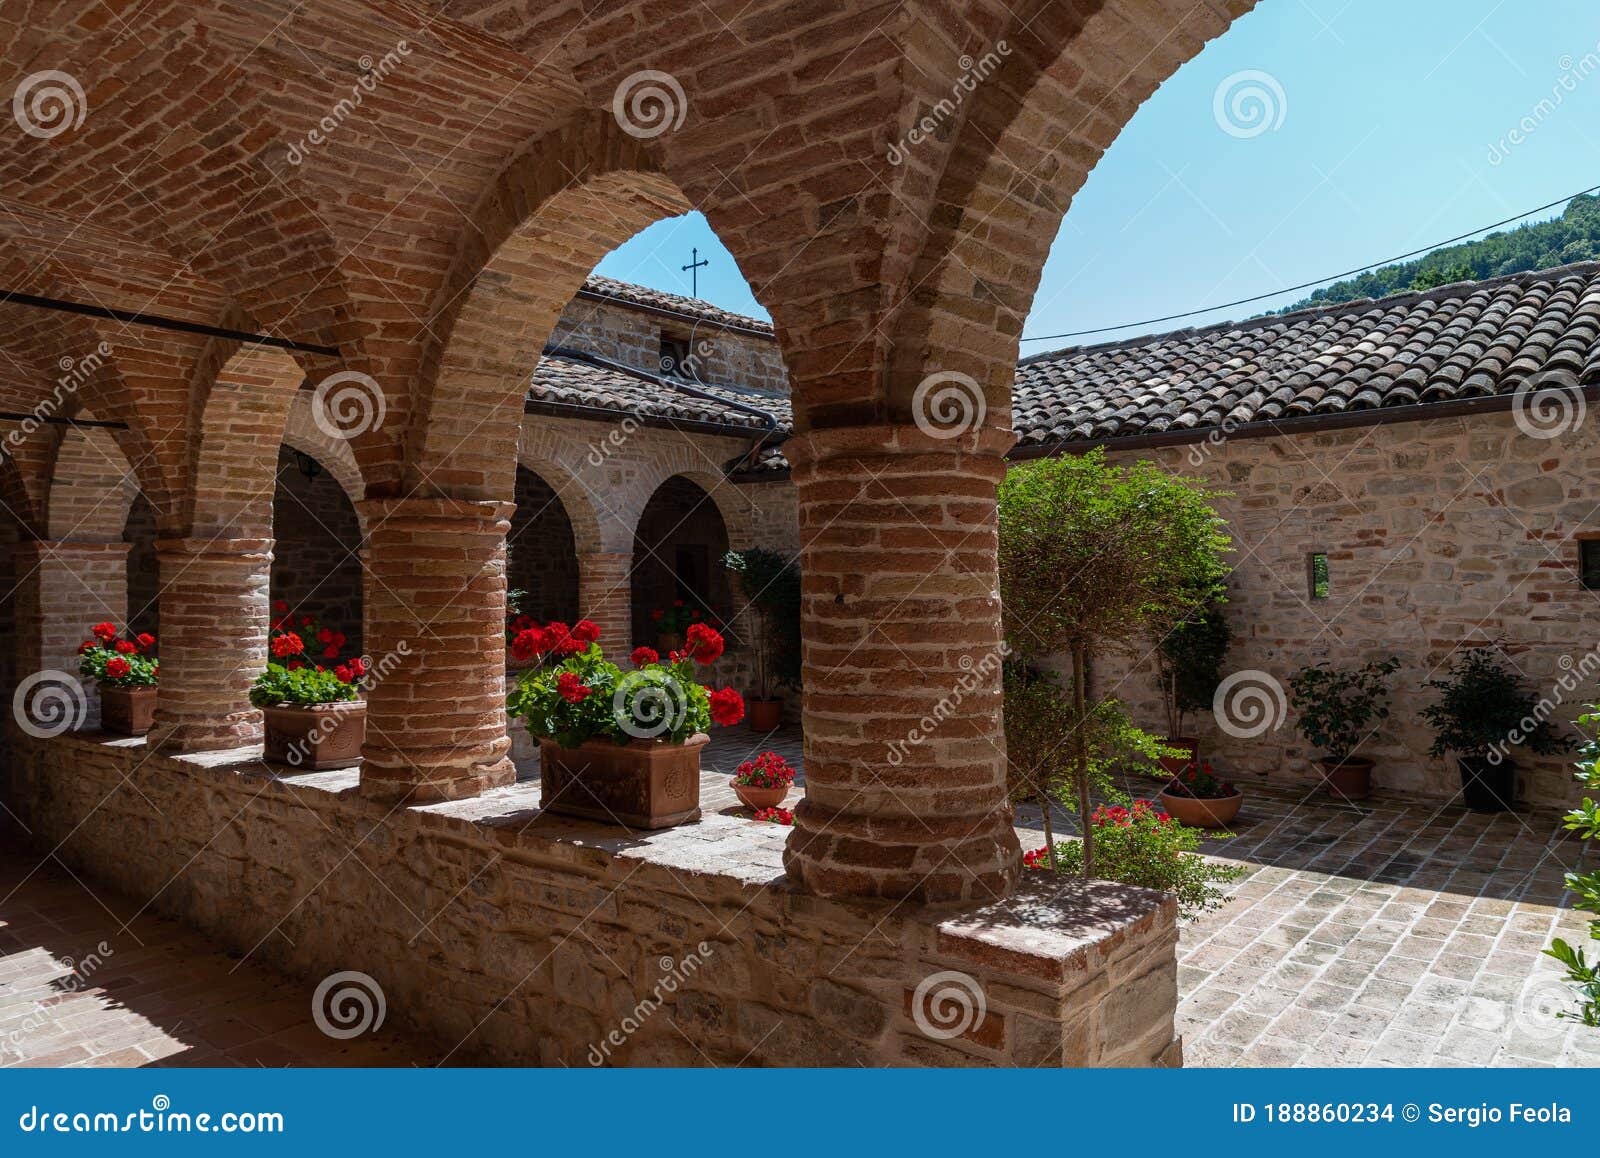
357,498,517,804
149,537,273,752
783,423,1022,904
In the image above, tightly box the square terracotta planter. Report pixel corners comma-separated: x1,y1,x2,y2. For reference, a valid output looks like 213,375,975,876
262,701,366,770
538,733,706,829
99,684,157,736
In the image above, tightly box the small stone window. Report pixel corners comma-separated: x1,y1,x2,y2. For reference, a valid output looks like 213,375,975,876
1580,537,1600,591
659,332,691,377
1307,552,1330,600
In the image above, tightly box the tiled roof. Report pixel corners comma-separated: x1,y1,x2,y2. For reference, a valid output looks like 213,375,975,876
1013,263,1600,449
530,352,792,439
578,274,774,335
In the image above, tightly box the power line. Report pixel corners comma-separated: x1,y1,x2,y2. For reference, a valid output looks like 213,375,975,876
1020,180,1600,345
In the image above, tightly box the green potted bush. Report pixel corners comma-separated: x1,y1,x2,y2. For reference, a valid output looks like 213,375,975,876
77,622,158,735
723,548,801,732
1287,656,1400,801
250,608,366,769
506,620,745,828
1155,598,1231,775
1420,647,1572,812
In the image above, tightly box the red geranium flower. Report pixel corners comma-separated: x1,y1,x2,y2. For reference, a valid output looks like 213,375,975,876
347,657,366,677
104,656,131,679
114,639,136,654
557,671,592,704
299,615,314,628
322,645,339,658
317,627,334,645
510,626,547,661
136,632,155,651
630,646,659,666
685,622,725,665
650,608,664,621
77,640,94,654
571,619,600,644
287,660,305,671
752,806,794,826
273,599,288,613
334,664,352,683
708,686,744,727
271,632,304,658
91,622,117,642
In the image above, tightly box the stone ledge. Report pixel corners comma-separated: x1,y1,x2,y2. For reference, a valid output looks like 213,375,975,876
9,728,1181,1066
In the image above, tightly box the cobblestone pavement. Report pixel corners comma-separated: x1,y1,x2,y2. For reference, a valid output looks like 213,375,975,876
5,725,1596,1066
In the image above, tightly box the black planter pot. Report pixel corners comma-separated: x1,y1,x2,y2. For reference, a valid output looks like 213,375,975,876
1458,755,1516,813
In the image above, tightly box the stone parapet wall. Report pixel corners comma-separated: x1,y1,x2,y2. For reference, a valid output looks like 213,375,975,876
1094,409,1600,806
2,731,1179,1068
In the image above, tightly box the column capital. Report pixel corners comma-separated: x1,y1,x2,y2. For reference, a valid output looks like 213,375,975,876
155,537,274,563
356,497,515,530
784,422,1017,476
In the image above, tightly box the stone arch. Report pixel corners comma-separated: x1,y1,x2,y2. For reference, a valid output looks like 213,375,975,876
282,391,367,531
406,113,692,499
631,457,756,554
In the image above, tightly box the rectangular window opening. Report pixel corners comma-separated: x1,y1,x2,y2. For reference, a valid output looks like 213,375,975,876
1580,538,1600,590
1307,552,1330,600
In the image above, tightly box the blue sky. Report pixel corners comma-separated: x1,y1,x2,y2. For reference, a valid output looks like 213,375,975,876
596,0,1600,345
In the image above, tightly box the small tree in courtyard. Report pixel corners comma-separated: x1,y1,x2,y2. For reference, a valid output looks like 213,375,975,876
998,449,1230,874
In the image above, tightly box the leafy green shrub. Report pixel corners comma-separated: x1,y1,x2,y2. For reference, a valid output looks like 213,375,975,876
1420,646,1572,759
1287,656,1400,762
1158,599,1231,739
1030,799,1242,919
1545,707,1600,1026
249,664,359,707
723,548,801,698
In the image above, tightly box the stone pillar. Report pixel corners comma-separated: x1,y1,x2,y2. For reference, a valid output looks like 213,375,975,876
358,498,516,804
783,424,1021,904
149,537,272,752
577,550,633,650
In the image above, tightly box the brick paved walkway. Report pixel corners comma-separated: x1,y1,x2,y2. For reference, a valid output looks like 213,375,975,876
5,724,1597,1067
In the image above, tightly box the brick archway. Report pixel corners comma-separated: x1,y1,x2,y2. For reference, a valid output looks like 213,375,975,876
630,474,735,650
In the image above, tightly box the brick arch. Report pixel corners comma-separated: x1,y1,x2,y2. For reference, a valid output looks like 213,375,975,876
514,439,609,557
44,414,138,543
406,114,691,499
282,391,367,533
632,463,756,554
188,343,314,539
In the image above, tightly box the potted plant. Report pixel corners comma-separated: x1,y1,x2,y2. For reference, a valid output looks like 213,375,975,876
77,622,158,735
250,610,366,769
1420,646,1572,812
723,548,801,732
507,621,745,829
729,749,796,810
506,587,536,671
648,601,695,654
1287,656,1400,801
1155,598,1231,775
1159,760,1243,828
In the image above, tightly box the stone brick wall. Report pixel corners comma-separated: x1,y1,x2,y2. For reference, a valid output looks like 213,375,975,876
553,297,788,394
1092,409,1600,807
4,731,1180,1068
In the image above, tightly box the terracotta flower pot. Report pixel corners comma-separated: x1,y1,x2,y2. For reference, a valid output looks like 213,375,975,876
1318,757,1374,802
731,778,789,810
747,697,783,732
262,701,366,770
99,684,157,736
656,631,683,655
538,733,706,829
1159,783,1242,828
1157,736,1200,779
